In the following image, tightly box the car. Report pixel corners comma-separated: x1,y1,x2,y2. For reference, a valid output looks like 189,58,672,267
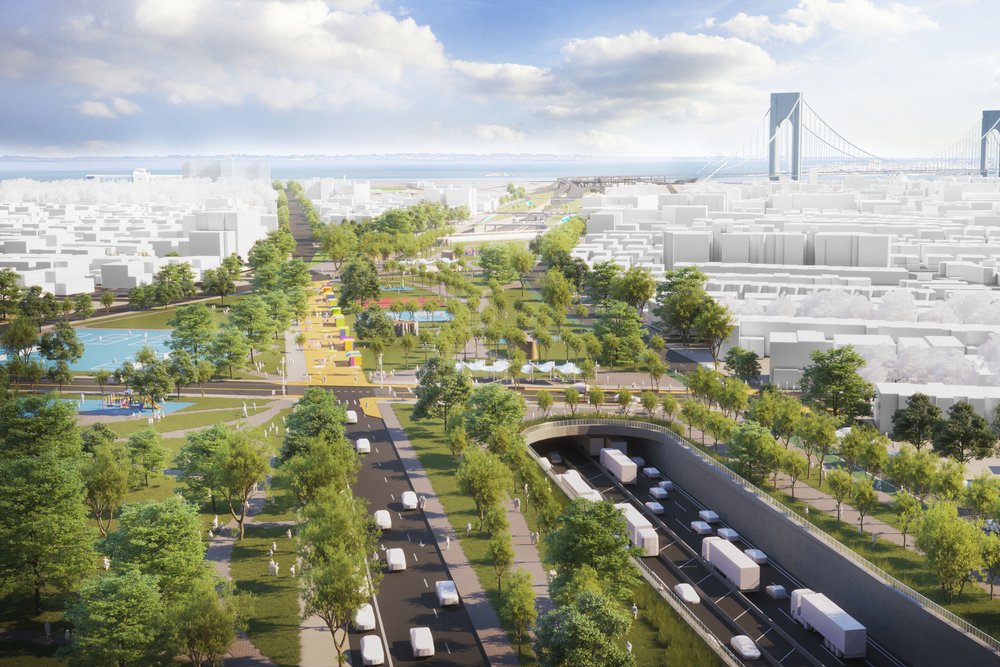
356,438,371,454
410,626,435,658
716,527,739,541
645,501,665,515
360,635,385,665
548,452,563,465
386,548,406,572
346,410,358,424
658,480,675,491
641,466,661,479
674,583,701,604
374,510,391,531
730,635,761,660
435,580,460,606
401,491,418,510
744,548,769,565
690,520,712,535
630,456,646,467
649,486,668,500
354,603,376,632
699,509,720,524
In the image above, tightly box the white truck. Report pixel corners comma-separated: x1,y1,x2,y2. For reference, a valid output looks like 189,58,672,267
701,537,760,591
790,589,866,659
559,470,602,502
615,502,658,557
600,448,637,485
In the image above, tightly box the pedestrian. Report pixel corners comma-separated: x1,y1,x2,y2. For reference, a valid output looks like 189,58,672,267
102,556,110,571
290,564,296,576
466,521,472,536
208,530,214,539
528,531,535,545
44,621,51,639
213,515,219,529
418,495,426,510
287,528,293,539
65,629,70,642
513,497,521,513
626,641,633,654
272,541,277,552
446,535,451,551
631,602,638,619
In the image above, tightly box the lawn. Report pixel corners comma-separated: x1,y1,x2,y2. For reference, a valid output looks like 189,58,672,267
0,640,62,666
229,524,301,667
101,406,252,438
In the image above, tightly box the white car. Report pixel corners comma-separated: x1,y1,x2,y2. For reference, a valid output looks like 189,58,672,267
641,466,661,479
674,583,701,604
716,527,739,542
630,456,646,467
386,548,406,572
410,626,435,658
435,580,460,606
361,635,385,665
649,486,668,500
401,491,418,510
730,635,761,660
658,480,675,491
374,510,391,531
744,548,769,565
699,510,720,524
690,520,712,535
354,603,376,632
356,438,371,454
346,410,359,424
644,501,665,515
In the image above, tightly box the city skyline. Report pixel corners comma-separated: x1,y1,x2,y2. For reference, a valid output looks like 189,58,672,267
0,0,994,157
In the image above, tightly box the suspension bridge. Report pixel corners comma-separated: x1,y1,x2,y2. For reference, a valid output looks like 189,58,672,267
700,91,1000,181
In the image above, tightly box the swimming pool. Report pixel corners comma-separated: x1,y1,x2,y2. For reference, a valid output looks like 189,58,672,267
71,329,173,371
64,398,193,416
387,310,454,323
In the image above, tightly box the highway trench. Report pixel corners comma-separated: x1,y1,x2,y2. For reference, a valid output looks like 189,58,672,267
342,400,488,667
532,438,909,667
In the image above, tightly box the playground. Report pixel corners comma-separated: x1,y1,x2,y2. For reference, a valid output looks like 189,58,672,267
388,310,454,323
71,328,172,371
64,395,193,417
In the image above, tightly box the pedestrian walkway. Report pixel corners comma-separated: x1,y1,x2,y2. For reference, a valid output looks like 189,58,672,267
158,397,296,439
383,403,537,667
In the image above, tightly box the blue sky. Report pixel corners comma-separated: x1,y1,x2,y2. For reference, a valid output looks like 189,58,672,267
0,0,993,157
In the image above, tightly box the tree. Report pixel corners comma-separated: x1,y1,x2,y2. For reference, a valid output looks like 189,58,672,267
202,267,236,305
169,576,249,667
47,360,73,390
704,412,735,452
458,447,511,529
827,469,854,522
229,296,273,363
544,499,641,603
796,412,838,482
771,395,803,447
168,304,217,359
564,387,580,416
210,327,250,379
151,263,197,307
535,590,635,667
100,289,116,314
126,428,168,487
587,386,605,415
104,497,207,599
168,349,198,398
354,305,395,350
617,388,633,415
782,449,809,499
645,353,666,391
615,266,655,316
195,359,215,395
509,245,536,295
933,401,997,463
679,399,705,440
300,546,371,666
933,459,966,502
585,261,622,310
73,293,95,319
799,346,874,423
541,268,573,315
981,532,1000,600
0,267,22,320
61,570,172,667
718,377,749,419
2,316,38,366
281,388,348,460
966,470,1000,520
215,429,269,539
724,346,761,385
490,531,515,592
319,222,358,271
916,501,983,602
892,393,941,451
660,394,678,423
839,425,889,477
38,319,84,366
81,422,116,454
339,257,381,310
501,569,537,655
537,391,554,417
640,390,658,418
479,242,518,284
894,492,922,548
595,301,645,369
413,357,473,426
285,437,360,505
82,444,131,537
94,368,111,395
654,267,708,346
852,480,879,532
727,421,781,486
693,299,735,369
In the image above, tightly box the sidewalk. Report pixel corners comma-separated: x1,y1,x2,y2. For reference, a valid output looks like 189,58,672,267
383,403,540,667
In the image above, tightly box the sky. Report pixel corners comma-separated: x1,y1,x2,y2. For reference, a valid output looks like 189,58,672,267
0,0,995,157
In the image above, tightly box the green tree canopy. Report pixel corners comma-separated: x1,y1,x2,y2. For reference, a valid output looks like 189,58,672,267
932,401,998,463
338,257,381,311
535,590,635,667
464,384,526,446
281,387,348,460
892,393,941,451
413,357,473,425
726,420,782,486
916,501,983,602
799,345,874,423
168,304,217,359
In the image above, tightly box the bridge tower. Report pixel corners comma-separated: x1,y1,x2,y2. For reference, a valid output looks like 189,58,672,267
980,110,1000,177
768,92,803,181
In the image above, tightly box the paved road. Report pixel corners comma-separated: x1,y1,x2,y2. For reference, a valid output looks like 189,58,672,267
333,389,488,666
533,438,909,667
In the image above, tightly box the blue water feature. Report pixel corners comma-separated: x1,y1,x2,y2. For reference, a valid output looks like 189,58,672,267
71,328,173,371
388,310,454,323
64,398,193,416
382,286,415,292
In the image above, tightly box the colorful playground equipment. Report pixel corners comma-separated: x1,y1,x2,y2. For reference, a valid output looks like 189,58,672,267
103,390,161,411
346,351,361,367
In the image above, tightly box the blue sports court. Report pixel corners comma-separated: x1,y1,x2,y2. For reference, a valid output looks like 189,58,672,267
71,328,173,371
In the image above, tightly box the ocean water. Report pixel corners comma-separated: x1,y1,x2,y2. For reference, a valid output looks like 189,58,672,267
0,155,739,182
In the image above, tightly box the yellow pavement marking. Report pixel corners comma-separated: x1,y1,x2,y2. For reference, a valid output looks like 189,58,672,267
359,397,382,419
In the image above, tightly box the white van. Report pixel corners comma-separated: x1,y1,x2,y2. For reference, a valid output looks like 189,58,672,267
410,627,435,658
373,510,391,531
401,491,418,510
435,580,459,606
356,438,371,454
354,603,376,632
346,410,359,424
360,635,385,665
386,548,406,572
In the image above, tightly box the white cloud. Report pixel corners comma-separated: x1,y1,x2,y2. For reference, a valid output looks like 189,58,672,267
111,97,141,115
75,100,117,119
452,60,553,97
474,124,526,142
722,0,937,43
133,0,202,37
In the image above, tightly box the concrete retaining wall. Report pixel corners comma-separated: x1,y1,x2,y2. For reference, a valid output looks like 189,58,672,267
523,422,1000,667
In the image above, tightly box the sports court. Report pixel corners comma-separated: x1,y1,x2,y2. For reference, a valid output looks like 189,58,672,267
71,328,173,371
